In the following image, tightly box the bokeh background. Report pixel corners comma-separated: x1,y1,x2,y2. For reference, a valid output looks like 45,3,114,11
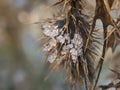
0,0,120,90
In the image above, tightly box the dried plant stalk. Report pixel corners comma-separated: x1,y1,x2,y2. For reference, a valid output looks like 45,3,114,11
39,0,120,90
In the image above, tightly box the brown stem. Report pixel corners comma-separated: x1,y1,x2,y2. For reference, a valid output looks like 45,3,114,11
84,17,97,54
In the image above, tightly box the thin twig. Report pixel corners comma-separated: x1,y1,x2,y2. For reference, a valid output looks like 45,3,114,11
84,17,96,54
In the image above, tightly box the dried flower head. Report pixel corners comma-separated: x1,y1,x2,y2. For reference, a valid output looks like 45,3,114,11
40,0,105,90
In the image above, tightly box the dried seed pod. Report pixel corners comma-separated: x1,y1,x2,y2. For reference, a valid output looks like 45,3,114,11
40,0,103,90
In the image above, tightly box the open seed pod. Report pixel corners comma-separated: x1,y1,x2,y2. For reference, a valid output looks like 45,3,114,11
40,0,102,89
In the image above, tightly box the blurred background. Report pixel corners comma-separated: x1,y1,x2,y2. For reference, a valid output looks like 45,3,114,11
0,0,120,90
0,0,67,90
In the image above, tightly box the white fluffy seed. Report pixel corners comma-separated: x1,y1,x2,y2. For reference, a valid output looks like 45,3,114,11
56,35,65,44
67,44,73,49
48,52,57,63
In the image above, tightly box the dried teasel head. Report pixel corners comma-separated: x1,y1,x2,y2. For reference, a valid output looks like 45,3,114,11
40,0,102,89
